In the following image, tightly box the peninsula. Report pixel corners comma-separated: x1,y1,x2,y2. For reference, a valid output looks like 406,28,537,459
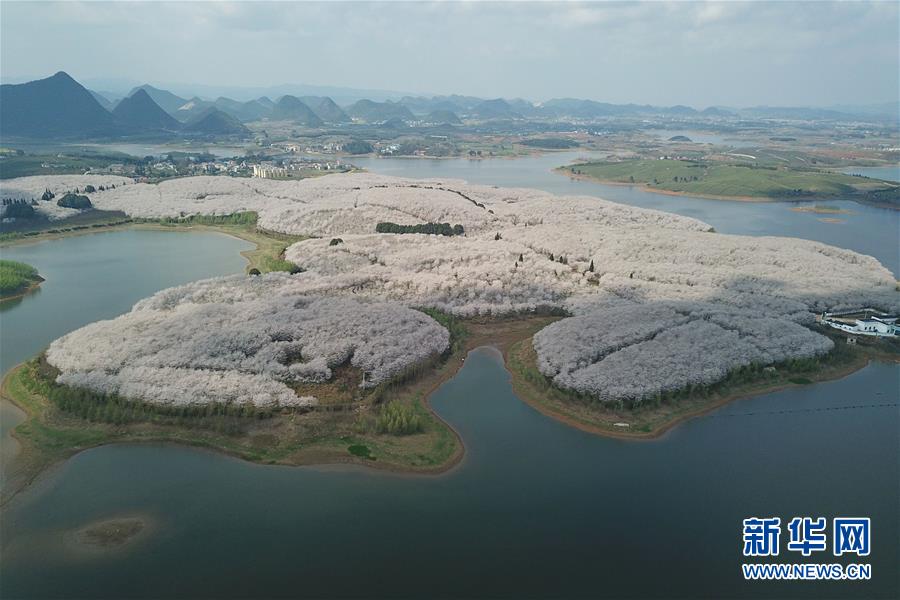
1,172,897,502
0,260,44,301
559,159,900,208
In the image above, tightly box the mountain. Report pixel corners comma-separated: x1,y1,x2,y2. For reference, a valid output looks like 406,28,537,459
112,89,181,131
89,90,114,111
182,108,250,136
301,97,350,123
175,97,215,122
271,96,324,126
470,98,521,120
738,106,852,121
665,105,698,116
542,98,637,118
507,98,542,118
0,71,118,138
423,109,462,125
127,84,189,115
214,97,271,122
701,106,735,118
345,99,415,122
256,96,275,110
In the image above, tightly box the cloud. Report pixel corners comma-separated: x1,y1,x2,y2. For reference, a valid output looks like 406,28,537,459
1,1,897,106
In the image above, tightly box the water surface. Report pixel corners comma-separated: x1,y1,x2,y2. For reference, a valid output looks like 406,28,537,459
1,348,896,599
0,229,252,483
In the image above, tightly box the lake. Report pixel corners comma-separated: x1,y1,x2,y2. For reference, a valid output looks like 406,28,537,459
0,176,897,599
1,344,897,599
840,165,900,184
645,128,758,147
0,230,253,484
350,152,900,276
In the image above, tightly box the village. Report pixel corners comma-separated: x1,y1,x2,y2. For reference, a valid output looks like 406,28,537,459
84,152,353,181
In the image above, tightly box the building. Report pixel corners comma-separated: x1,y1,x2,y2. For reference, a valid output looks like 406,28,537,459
819,310,899,338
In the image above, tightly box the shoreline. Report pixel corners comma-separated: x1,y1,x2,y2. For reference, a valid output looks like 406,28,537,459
4,314,895,504
1,221,897,504
0,317,558,506
0,276,44,303
505,337,894,440
555,166,900,209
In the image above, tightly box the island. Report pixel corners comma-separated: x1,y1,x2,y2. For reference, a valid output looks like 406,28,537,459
1,172,897,503
560,158,900,208
0,259,44,301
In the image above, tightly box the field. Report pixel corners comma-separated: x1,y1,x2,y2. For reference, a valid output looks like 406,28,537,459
0,150,136,179
564,159,900,204
0,259,43,299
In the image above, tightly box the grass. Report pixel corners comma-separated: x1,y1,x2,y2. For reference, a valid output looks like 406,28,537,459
564,159,899,202
0,151,137,179
0,259,42,298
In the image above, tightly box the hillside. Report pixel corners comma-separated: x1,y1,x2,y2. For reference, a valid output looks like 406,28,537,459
0,72,118,138
113,89,182,131
345,99,415,122
127,84,189,115
424,109,462,125
470,98,521,120
303,97,350,123
182,108,250,136
271,96,324,126
175,97,215,122
214,97,271,122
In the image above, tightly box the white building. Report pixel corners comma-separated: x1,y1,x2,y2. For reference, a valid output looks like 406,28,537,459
820,311,899,337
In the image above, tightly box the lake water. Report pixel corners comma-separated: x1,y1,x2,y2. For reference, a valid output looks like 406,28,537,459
0,173,898,598
351,152,900,276
1,346,897,599
0,230,253,484
840,165,900,184
645,129,757,148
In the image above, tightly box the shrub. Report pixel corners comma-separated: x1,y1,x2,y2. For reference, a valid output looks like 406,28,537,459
57,193,92,209
375,401,423,435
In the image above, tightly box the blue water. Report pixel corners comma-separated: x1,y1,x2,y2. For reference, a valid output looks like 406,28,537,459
1,347,896,598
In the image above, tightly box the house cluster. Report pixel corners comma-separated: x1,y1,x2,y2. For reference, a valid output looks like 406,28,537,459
251,158,348,179
819,309,899,338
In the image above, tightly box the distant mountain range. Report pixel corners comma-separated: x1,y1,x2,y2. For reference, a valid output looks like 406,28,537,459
2,71,896,141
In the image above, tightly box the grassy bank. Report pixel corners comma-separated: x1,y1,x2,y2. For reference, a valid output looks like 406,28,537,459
560,159,900,206
0,210,301,276
0,259,44,300
507,329,899,439
0,315,560,505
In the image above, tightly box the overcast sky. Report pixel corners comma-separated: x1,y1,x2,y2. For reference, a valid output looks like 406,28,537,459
2,1,898,107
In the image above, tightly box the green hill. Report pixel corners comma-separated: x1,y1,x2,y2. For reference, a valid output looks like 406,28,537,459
126,84,189,115
302,97,350,123
113,89,182,131
0,72,118,138
345,99,414,123
182,108,250,136
271,96,324,126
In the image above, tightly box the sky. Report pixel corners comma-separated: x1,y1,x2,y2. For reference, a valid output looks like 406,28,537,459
2,1,898,108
